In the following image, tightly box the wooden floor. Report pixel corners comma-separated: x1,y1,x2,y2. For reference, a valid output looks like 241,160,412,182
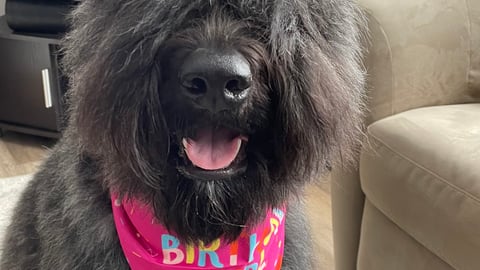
0,131,55,178
0,130,334,269
306,178,335,270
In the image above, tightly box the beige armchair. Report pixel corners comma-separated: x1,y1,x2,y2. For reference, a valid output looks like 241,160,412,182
331,0,480,269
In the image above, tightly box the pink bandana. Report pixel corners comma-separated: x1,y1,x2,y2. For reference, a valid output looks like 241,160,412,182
111,193,286,270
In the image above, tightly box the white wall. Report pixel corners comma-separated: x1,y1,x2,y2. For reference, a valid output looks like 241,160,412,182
0,0,5,16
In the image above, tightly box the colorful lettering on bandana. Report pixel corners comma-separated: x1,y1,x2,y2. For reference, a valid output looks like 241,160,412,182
111,194,286,270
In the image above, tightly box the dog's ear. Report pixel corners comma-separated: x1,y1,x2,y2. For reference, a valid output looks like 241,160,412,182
62,1,184,189
269,0,366,180
68,53,169,189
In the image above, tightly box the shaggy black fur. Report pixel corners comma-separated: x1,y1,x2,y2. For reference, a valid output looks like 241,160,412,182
1,0,365,269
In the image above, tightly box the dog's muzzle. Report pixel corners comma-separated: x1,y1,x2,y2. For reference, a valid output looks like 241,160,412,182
172,49,253,181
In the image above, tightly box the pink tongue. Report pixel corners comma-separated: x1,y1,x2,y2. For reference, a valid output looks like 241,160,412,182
183,128,242,171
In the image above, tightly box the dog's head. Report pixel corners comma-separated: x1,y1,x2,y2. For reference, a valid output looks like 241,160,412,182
63,0,365,243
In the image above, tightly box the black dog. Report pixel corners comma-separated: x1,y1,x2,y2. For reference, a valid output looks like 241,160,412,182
1,0,365,269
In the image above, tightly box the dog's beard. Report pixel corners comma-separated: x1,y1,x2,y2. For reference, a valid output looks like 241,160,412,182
151,156,276,244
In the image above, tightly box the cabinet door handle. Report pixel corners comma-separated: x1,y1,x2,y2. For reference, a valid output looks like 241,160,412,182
41,68,53,108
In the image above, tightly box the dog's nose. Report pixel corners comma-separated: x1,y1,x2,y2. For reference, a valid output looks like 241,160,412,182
179,49,252,112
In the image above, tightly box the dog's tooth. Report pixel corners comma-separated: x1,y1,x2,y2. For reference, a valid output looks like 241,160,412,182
182,138,188,149
236,138,242,154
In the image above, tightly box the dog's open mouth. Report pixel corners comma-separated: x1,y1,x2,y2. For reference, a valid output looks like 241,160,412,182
177,126,248,181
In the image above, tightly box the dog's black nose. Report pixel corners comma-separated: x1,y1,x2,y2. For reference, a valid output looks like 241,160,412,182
179,49,252,112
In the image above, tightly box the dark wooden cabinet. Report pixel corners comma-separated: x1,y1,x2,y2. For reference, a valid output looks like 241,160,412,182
0,16,65,138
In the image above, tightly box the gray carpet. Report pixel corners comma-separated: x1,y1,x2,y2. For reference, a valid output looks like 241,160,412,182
0,174,32,256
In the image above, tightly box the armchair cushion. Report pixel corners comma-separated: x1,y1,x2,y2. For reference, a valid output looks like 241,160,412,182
360,104,480,269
